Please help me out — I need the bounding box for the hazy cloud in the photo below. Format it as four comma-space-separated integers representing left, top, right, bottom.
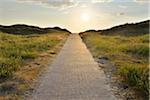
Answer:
116, 12, 125, 16
91, 0, 113, 3
118, 5, 127, 9
16, 0, 146, 10
16, 0, 78, 10
92, 0, 149, 3
134, 0, 149, 4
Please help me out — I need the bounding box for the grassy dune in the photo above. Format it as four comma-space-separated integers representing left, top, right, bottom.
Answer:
0, 32, 69, 77
0, 31, 69, 99
80, 33, 149, 98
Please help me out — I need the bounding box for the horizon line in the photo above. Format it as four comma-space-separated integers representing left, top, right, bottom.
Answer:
0, 19, 149, 33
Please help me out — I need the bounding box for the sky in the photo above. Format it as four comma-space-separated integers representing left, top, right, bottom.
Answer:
0, 0, 149, 33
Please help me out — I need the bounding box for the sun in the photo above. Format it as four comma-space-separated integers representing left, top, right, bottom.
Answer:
80, 13, 90, 22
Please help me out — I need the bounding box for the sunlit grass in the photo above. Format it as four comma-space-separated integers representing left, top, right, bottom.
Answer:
119, 64, 149, 95
0, 32, 68, 77
81, 33, 149, 97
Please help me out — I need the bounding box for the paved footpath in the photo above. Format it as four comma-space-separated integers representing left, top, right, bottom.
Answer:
32, 34, 116, 100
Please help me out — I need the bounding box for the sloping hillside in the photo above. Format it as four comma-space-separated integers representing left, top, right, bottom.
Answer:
0, 24, 71, 35
0, 24, 71, 99
81, 20, 149, 36
79, 20, 149, 100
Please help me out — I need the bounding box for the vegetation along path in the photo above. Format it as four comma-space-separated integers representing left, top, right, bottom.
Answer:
32, 34, 116, 100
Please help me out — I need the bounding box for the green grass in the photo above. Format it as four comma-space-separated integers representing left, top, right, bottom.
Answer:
0, 32, 68, 77
119, 64, 149, 95
81, 33, 149, 98
124, 44, 149, 58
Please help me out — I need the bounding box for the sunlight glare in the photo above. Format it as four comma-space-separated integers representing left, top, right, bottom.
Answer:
80, 13, 90, 22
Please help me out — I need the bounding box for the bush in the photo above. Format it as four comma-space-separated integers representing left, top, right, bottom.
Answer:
21, 51, 38, 60
125, 44, 149, 58
119, 65, 149, 96
81, 32, 149, 99
141, 34, 149, 43
0, 58, 21, 77
0, 32, 66, 78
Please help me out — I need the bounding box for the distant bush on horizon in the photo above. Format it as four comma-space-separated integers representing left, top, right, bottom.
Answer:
80, 20, 149, 36
0, 24, 71, 35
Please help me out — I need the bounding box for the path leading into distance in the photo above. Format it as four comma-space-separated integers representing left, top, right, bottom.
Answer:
32, 34, 116, 100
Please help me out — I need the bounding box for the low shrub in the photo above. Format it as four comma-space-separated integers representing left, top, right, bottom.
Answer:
119, 64, 149, 96
0, 32, 67, 77
124, 44, 149, 58
81, 32, 149, 98
0, 58, 21, 77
